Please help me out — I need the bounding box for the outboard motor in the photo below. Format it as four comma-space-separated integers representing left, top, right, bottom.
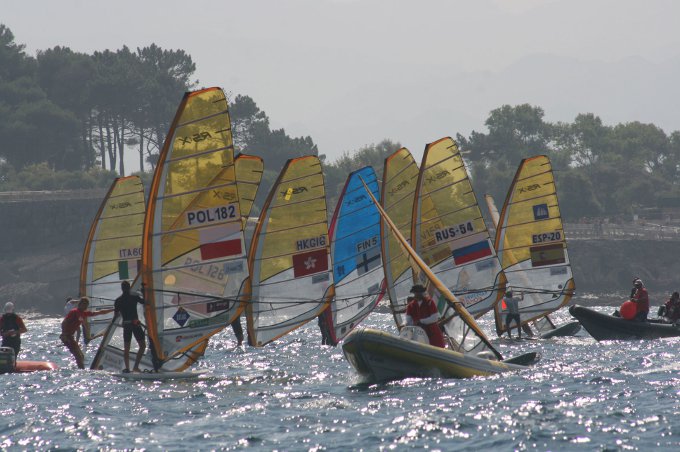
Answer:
0, 346, 16, 373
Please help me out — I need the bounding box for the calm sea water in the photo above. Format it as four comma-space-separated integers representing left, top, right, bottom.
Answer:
2, 297, 680, 451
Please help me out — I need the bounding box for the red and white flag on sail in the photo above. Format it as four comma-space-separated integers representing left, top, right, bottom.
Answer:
199, 223, 242, 260
292, 248, 328, 278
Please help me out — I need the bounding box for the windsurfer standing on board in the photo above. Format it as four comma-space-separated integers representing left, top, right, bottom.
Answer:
61, 297, 113, 369
405, 285, 446, 348
503, 290, 524, 339
630, 278, 649, 321
114, 281, 146, 373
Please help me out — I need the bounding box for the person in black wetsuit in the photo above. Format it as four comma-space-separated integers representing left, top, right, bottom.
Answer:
114, 281, 146, 373
0, 302, 27, 359
230, 316, 244, 347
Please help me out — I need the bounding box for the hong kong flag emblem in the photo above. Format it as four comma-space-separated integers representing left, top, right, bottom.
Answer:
292, 248, 328, 278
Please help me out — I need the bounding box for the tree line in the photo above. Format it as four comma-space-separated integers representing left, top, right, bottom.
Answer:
2, 24, 679, 221
458, 104, 680, 220
0, 24, 316, 193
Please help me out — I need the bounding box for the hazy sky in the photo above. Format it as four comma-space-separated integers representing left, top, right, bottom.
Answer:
3, 0, 680, 163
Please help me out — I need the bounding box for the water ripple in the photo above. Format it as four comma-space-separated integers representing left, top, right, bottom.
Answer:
1, 303, 679, 449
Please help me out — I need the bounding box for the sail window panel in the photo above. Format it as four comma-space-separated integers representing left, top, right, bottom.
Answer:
178, 88, 231, 127
235, 155, 264, 219
162, 152, 234, 203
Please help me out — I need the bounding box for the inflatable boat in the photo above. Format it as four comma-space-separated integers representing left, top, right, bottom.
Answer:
342, 328, 539, 381
569, 305, 680, 341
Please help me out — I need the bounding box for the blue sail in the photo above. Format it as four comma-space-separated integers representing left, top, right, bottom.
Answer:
326, 166, 384, 342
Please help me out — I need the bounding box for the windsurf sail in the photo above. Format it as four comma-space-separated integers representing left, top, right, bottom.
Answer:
412, 137, 505, 317
485, 193, 554, 336
143, 87, 248, 367
492, 155, 575, 335
381, 148, 419, 328
245, 155, 332, 346
361, 176, 503, 360
92, 87, 246, 371
325, 166, 383, 343
80, 176, 145, 342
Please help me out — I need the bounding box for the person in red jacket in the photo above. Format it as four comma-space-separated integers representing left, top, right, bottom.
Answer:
660, 291, 680, 323
61, 297, 113, 369
404, 284, 446, 348
631, 279, 649, 321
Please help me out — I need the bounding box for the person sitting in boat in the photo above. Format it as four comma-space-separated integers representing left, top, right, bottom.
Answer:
115, 281, 146, 373
60, 297, 113, 369
405, 285, 446, 348
503, 290, 524, 339
0, 302, 28, 359
659, 291, 680, 323
630, 279, 649, 322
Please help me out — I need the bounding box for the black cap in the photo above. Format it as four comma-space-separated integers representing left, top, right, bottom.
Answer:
410, 284, 427, 294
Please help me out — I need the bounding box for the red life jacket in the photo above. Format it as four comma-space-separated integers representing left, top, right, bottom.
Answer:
632, 287, 649, 313
406, 297, 446, 348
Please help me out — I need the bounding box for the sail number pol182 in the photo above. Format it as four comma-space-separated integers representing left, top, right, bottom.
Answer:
531, 231, 562, 244
186, 204, 237, 226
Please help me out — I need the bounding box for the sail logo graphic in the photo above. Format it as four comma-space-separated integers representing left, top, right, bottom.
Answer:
518, 183, 542, 194
172, 308, 191, 327
533, 203, 549, 220
296, 235, 326, 251
346, 194, 367, 206
280, 186, 308, 200
389, 180, 409, 195
212, 190, 236, 201
426, 170, 450, 184
178, 131, 212, 144
110, 201, 131, 210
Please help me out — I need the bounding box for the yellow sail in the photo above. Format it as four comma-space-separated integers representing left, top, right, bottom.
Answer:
380, 148, 419, 328
412, 137, 505, 317
246, 155, 332, 346
492, 155, 575, 335
80, 176, 145, 342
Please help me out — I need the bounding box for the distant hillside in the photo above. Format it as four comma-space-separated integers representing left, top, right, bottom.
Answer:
2, 192, 680, 314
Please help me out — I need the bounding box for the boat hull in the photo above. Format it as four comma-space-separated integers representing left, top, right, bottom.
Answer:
569, 305, 680, 341
342, 328, 530, 381
13, 361, 58, 373
539, 321, 582, 339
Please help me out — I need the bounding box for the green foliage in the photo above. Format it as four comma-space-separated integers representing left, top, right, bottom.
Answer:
230, 94, 318, 173
323, 139, 402, 209
0, 161, 117, 191
459, 104, 680, 221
